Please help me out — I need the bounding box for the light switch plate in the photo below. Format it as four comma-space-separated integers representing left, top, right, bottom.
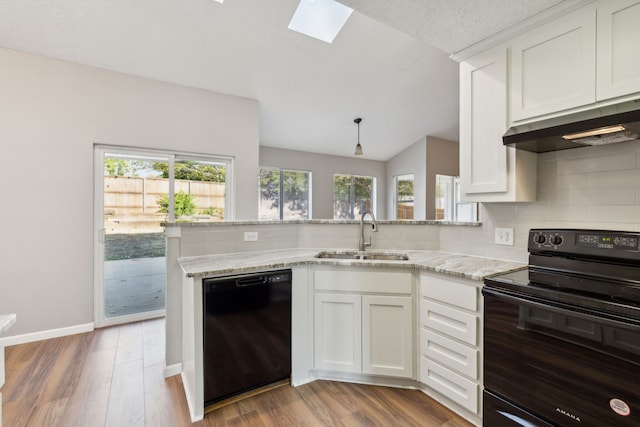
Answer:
244, 231, 258, 241
495, 227, 514, 246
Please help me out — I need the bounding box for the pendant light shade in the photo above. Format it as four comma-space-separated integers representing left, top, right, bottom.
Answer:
354, 117, 363, 155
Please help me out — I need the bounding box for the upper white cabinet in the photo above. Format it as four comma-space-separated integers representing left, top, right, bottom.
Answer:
596, 0, 640, 100
510, 0, 640, 122
459, 48, 537, 202
510, 7, 597, 121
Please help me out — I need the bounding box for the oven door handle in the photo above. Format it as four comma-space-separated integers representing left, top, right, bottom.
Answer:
483, 287, 640, 332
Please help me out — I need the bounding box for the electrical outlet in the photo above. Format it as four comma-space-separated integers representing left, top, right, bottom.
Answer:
244, 231, 258, 242
495, 227, 514, 246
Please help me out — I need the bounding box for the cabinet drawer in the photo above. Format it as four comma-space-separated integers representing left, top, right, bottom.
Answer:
420, 357, 479, 414
420, 275, 477, 311
314, 269, 412, 294
421, 300, 477, 346
420, 329, 478, 380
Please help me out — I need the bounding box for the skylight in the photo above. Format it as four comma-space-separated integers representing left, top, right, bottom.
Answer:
288, 0, 354, 44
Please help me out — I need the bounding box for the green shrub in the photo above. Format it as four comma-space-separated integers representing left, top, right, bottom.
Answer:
157, 191, 196, 217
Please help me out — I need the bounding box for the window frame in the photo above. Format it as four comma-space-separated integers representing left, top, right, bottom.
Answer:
332, 173, 377, 219
258, 166, 312, 220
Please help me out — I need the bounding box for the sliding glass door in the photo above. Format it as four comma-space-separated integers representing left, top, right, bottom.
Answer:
94, 146, 231, 327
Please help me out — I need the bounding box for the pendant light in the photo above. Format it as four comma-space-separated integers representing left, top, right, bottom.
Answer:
354, 117, 363, 155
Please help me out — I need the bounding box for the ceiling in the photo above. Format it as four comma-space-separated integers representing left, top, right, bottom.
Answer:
0, 0, 573, 161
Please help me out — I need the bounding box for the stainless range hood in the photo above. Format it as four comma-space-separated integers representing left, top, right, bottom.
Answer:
503, 100, 640, 153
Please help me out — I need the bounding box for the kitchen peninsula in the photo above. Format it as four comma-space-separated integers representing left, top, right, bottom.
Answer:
165, 220, 525, 425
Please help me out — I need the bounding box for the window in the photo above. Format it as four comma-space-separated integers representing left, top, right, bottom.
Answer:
435, 175, 478, 222
333, 174, 375, 219
395, 174, 414, 220
259, 168, 311, 220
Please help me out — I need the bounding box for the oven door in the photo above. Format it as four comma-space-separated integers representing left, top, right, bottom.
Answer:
483, 287, 640, 427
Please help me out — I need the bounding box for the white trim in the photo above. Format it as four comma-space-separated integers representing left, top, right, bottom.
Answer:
98, 310, 165, 329
0, 323, 94, 347
450, 0, 593, 62
164, 362, 183, 378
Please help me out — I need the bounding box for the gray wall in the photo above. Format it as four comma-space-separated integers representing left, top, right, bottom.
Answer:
426, 136, 460, 219
259, 146, 387, 219
386, 137, 427, 219
386, 136, 459, 220
0, 48, 259, 337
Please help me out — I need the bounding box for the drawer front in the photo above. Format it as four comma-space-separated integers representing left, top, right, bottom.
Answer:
420, 275, 477, 312
420, 357, 479, 414
315, 269, 412, 294
421, 300, 477, 346
420, 329, 478, 379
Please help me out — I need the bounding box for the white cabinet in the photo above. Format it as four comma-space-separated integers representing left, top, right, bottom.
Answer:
596, 0, 640, 100
362, 295, 413, 377
510, 0, 640, 121
419, 273, 481, 415
510, 7, 597, 121
314, 293, 362, 373
459, 47, 537, 202
313, 268, 414, 379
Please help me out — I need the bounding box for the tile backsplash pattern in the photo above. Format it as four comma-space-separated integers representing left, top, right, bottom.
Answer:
178, 222, 441, 258
175, 139, 640, 265
441, 139, 640, 263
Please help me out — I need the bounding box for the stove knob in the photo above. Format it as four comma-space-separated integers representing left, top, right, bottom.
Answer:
533, 234, 546, 244
550, 235, 563, 245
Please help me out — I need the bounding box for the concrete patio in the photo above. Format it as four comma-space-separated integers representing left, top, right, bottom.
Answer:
104, 256, 166, 317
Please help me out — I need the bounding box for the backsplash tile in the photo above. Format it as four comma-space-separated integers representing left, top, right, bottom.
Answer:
173, 140, 640, 265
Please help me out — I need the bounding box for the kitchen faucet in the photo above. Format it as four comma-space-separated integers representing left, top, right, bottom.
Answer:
358, 210, 378, 251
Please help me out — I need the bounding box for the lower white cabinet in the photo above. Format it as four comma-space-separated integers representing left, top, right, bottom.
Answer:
419, 272, 481, 415
313, 267, 414, 379
362, 295, 413, 377
314, 293, 362, 373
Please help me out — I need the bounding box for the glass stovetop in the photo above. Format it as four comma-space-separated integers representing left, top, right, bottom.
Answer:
484, 267, 640, 322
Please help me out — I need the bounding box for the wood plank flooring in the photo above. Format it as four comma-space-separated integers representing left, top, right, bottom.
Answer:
2, 318, 474, 427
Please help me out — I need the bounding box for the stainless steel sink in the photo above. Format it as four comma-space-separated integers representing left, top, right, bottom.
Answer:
314, 251, 409, 261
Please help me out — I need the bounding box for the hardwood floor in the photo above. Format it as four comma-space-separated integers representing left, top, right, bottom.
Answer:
2, 319, 474, 427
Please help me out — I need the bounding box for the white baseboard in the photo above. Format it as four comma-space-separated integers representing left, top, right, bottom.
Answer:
0, 323, 94, 347
164, 363, 182, 378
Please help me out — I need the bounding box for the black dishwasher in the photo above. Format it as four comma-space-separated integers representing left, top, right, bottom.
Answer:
202, 269, 292, 408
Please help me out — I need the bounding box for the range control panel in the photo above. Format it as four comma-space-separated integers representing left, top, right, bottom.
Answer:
529, 229, 640, 260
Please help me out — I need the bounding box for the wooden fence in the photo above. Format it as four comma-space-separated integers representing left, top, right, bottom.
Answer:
104, 176, 225, 215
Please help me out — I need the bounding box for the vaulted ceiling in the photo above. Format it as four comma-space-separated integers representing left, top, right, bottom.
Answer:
0, 0, 577, 160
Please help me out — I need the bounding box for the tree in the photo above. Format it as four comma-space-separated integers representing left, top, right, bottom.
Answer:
104, 158, 145, 176
397, 178, 414, 200
259, 168, 280, 209
333, 175, 373, 219
152, 161, 226, 182
259, 169, 309, 218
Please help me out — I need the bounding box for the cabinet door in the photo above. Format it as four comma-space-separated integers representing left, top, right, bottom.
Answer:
510, 8, 596, 121
362, 295, 413, 378
460, 48, 508, 195
597, 0, 640, 100
314, 293, 362, 373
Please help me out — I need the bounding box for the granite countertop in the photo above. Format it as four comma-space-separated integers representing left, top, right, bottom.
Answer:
164, 219, 482, 227
178, 249, 525, 281
0, 314, 16, 335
